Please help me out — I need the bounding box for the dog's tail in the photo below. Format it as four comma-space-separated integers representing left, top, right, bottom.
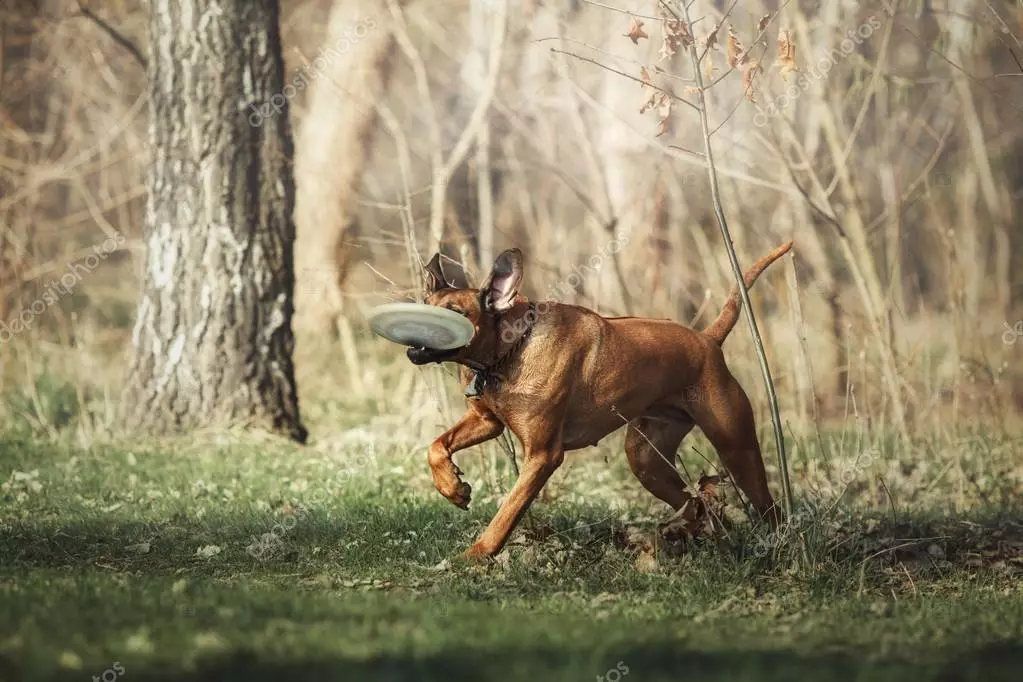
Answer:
702, 240, 793, 345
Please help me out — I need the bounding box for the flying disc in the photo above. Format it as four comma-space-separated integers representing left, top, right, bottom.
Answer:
367, 302, 474, 350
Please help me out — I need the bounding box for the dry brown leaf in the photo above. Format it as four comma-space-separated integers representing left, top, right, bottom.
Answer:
659, 473, 730, 542
741, 60, 761, 103
758, 14, 771, 32
640, 66, 653, 88
625, 17, 648, 44
727, 25, 745, 68
655, 93, 673, 136
775, 29, 799, 79
635, 550, 659, 573
698, 474, 721, 501
659, 15, 694, 61
668, 19, 694, 47
684, 86, 700, 96
655, 93, 672, 118
705, 27, 719, 50
639, 89, 658, 114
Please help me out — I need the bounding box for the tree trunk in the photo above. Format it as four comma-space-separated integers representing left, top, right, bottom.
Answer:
293, 1, 392, 334
120, 0, 306, 443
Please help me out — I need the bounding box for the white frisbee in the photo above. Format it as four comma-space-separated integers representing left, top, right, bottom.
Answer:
367, 302, 474, 350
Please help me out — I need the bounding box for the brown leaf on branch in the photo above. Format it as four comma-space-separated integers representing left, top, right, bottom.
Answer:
741, 60, 762, 103
639, 89, 658, 114
705, 27, 719, 51
758, 14, 772, 32
637, 68, 658, 117
655, 92, 672, 119
640, 66, 653, 88
775, 29, 799, 79
656, 93, 673, 137
625, 17, 648, 44
727, 25, 746, 68
659, 13, 694, 61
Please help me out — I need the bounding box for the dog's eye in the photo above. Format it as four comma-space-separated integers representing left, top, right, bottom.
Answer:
444, 305, 467, 316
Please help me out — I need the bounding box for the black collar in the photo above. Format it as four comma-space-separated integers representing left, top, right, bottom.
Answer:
464, 302, 537, 397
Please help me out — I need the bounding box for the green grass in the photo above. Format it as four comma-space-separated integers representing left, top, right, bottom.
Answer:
1, 433, 1022, 682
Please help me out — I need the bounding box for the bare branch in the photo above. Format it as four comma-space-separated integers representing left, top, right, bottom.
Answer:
75, 0, 146, 69
549, 47, 700, 113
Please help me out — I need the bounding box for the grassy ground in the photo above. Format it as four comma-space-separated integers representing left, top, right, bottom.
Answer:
1, 429, 1022, 682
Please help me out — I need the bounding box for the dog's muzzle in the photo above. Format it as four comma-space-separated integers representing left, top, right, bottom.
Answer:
406, 345, 462, 365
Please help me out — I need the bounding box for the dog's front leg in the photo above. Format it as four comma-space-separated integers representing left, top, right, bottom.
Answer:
428, 400, 504, 509
465, 436, 564, 559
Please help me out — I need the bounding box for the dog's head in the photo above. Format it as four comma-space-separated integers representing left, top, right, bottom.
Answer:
406, 249, 524, 366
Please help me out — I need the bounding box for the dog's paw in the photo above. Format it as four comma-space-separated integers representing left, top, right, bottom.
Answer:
430, 460, 473, 509
448, 480, 472, 510
461, 542, 496, 563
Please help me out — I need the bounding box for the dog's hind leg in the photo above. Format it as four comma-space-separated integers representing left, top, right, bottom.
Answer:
624, 417, 695, 510
683, 372, 781, 526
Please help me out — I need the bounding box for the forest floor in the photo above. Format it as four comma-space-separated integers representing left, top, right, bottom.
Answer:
1, 429, 1022, 682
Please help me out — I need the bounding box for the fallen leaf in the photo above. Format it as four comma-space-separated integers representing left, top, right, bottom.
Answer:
625, 17, 648, 44
195, 544, 222, 559
429, 558, 451, 572
635, 550, 658, 573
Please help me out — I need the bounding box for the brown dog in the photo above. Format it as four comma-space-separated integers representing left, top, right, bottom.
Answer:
408, 242, 792, 559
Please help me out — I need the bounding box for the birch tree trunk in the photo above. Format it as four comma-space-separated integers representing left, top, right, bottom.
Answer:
120, 0, 307, 442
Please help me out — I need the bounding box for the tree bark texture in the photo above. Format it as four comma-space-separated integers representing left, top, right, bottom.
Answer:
120, 0, 306, 442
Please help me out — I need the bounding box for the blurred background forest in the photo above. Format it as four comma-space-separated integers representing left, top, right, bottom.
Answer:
0, 0, 1021, 447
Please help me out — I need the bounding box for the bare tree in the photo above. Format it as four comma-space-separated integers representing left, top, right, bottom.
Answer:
120, 0, 306, 442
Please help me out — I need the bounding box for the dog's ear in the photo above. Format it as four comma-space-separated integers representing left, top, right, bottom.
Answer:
424, 253, 451, 293
481, 248, 523, 313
